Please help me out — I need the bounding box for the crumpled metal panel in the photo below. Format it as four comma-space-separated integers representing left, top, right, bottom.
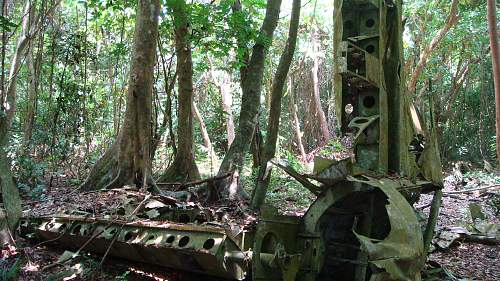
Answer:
300, 176, 424, 281
21, 216, 248, 280
353, 178, 424, 281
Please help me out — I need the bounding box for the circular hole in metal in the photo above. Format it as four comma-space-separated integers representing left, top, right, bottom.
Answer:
178, 236, 190, 247
72, 225, 82, 235
203, 238, 215, 250
366, 45, 375, 54
124, 231, 137, 242
166, 235, 175, 244
261, 233, 278, 254
178, 214, 190, 223
60, 223, 67, 231
147, 235, 156, 242
354, 118, 369, 124
344, 20, 353, 29
363, 96, 376, 108
108, 228, 116, 235
194, 214, 206, 223
366, 18, 375, 28
345, 104, 354, 115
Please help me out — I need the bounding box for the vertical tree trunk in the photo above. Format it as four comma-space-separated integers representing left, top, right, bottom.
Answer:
252, 0, 301, 209
310, 27, 329, 144
152, 42, 176, 157
159, 0, 200, 182
0, 0, 6, 98
220, 71, 235, 147
0, 0, 36, 242
487, 0, 500, 165
112, 17, 125, 136
479, 55, 488, 160
290, 76, 306, 159
250, 123, 263, 168
81, 0, 160, 191
207, 57, 235, 147
23, 39, 37, 145
192, 100, 214, 161
217, 0, 282, 199
23, 13, 43, 148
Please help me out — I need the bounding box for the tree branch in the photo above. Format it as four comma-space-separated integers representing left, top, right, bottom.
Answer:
408, 0, 460, 97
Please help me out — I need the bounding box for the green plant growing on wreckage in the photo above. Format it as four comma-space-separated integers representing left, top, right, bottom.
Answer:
283, 149, 303, 173
114, 270, 131, 281
319, 139, 345, 159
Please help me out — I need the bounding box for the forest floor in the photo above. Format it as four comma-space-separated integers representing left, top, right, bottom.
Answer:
421, 169, 500, 281
1, 167, 499, 281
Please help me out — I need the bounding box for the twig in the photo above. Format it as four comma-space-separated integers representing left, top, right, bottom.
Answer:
31, 229, 67, 248
463, 234, 499, 245
416, 202, 432, 209
38, 194, 152, 271
443, 184, 500, 194
98, 193, 152, 267
41, 221, 107, 271
156, 173, 232, 188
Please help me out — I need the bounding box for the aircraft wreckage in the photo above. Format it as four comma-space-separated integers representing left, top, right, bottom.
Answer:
20, 0, 444, 280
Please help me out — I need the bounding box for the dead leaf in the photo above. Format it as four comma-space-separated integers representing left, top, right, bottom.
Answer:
145, 199, 166, 209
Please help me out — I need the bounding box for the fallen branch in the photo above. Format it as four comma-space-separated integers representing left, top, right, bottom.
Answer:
41, 221, 112, 271
156, 173, 232, 189
99, 193, 152, 267
443, 184, 500, 194
416, 202, 432, 210
464, 234, 499, 245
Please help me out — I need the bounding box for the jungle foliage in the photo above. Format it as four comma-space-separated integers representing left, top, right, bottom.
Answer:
0, 0, 495, 197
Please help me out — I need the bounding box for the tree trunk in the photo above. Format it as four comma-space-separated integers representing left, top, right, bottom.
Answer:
192, 100, 214, 161
112, 17, 125, 136
479, 55, 489, 160
440, 58, 477, 126
487, 0, 500, 165
290, 76, 306, 159
408, 0, 459, 96
152, 42, 176, 157
23, 19, 42, 148
217, 0, 282, 199
158, 0, 200, 182
220, 71, 235, 147
0, 0, 36, 243
310, 27, 329, 144
23, 40, 36, 145
252, 0, 301, 209
0, 0, 7, 98
207, 57, 235, 147
81, 0, 160, 191
250, 123, 263, 168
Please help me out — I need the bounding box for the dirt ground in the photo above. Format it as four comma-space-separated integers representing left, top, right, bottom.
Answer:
1, 170, 499, 281
420, 172, 499, 281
